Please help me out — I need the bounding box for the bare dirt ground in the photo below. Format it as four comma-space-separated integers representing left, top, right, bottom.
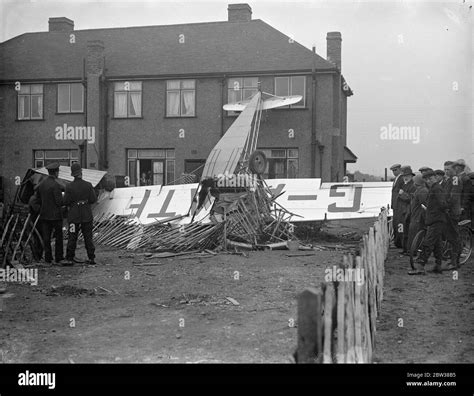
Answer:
0, 219, 472, 363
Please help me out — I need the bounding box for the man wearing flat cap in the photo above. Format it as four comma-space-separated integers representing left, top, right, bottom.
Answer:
390, 164, 404, 248
411, 170, 447, 274
443, 161, 462, 269
434, 169, 446, 188
63, 163, 97, 265
406, 174, 428, 254
35, 162, 64, 264
454, 159, 472, 222
418, 166, 433, 176
397, 166, 416, 254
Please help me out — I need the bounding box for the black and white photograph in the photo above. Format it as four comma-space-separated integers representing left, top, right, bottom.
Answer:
0, 0, 472, 390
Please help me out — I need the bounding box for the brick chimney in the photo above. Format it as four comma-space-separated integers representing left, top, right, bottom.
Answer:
86, 40, 105, 75
48, 17, 74, 32
326, 32, 342, 71
85, 40, 105, 170
228, 3, 252, 22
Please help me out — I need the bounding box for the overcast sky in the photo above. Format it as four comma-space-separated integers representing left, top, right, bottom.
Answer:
1, 0, 472, 177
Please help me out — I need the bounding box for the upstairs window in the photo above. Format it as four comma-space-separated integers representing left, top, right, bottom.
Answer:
166, 80, 195, 117
18, 84, 43, 120
114, 81, 142, 118
227, 77, 258, 104
274, 76, 306, 108
58, 83, 84, 113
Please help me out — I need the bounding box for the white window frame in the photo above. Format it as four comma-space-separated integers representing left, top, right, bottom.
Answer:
18, 84, 43, 120
127, 148, 176, 186
166, 80, 196, 117
274, 76, 306, 108
33, 149, 78, 168
57, 83, 84, 113
114, 81, 142, 118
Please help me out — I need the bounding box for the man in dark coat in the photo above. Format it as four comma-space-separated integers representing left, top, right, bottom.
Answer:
454, 159, 472, 221
64, 163, 97, 265
406, 174, 428, 254
36, 162, 64, 264
411, 171, 448, 275
390, 164, 404, 248
434, 169, 446, 188
397, 166, 417, 254
443, 161, 462, 269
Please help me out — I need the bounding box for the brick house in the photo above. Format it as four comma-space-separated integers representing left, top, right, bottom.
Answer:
0, 3, 357, 201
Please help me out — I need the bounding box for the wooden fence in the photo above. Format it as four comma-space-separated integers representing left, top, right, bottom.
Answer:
295, 208, 390, 363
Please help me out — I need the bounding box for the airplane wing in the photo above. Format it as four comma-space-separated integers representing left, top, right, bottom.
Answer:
223, 95, 302, 112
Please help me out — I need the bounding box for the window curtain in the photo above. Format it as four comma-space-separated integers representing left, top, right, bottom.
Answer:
32, 96, 43, 118
167, 91, 180, 116
129, 92, 141, 116
114, 92, 127, 117
18, 96, 27, 119
181, 91, 195, 116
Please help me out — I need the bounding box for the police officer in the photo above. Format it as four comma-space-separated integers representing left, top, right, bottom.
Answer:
390, 164, 404, 248
398, 165, 417, 254
36, 162, 64, 264
64, 163, 97, 265
411, 170, 447, 275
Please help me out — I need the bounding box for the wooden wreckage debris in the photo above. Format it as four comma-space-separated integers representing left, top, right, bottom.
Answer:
93, 179, 300, 253
0, 208, 43, 267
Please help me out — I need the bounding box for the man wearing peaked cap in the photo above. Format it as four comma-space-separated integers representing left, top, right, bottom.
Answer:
397, 166, 416, 255
63, 163, 97, 266
390, 164, 404, 248
35, 162, 64, 264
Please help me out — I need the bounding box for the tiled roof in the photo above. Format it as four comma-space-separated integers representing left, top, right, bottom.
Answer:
0, 19, 336, 80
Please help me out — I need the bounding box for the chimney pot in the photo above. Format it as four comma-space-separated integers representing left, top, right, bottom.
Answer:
228, 3, 252, 22
49, 17, 74, 32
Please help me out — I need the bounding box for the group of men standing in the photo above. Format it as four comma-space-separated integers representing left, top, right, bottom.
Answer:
30, 162, 97, 266
390, 160, 472, 275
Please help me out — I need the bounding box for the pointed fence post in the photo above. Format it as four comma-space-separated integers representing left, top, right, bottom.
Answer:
295, 287, 323, 363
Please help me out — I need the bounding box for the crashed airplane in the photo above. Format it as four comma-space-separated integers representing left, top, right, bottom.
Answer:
94, 90, 392, 225
7, 89, 392, 257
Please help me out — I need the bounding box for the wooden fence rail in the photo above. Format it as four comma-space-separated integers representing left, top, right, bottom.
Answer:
295, 208, 390, 363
